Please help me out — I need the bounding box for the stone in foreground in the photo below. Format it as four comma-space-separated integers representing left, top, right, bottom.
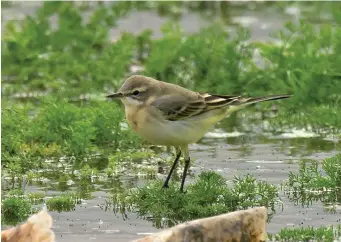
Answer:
134, 207, 267, 242
1, 209, 55, 242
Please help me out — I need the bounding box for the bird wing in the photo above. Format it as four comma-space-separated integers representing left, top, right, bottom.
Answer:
150, 93, 240, 121
151, 92, 291, 121
200, 93, 242, 108
150, 94, 207, 121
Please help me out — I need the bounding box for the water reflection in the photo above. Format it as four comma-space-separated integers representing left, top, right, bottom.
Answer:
284, 188, 341, 212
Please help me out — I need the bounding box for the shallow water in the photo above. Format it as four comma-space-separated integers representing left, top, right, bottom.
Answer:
1, 2, 341, 241
2, 128, 340, 241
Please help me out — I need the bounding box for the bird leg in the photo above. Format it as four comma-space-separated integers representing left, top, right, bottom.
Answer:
180, 156, 190, 193
163, 149, 181, 188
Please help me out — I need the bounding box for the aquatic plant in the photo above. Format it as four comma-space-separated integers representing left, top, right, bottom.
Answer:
106, 171, 281, 228
1, 1, 341, 234
1, 198, 32, 225
282, 154, 341, 210
3, 1, 341, 133
268, 224, 341, 242
2, 2, 138, 98
1, 100, 141, 160
46, 193, 81, 212
27, 192, 45, 205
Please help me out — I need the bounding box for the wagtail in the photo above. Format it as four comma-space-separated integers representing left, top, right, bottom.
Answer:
107, 75, 291, 192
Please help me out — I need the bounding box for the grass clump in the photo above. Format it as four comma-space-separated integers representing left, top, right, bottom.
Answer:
282, 153, 341, 209
46, 193, 81, 212
1, 100, 141, 164
6, 189, 25, 197
107, 171, 281, 228
1, 99, 144, 191
268, 224, 341, 242
2, 2, 137, 98
3, 1, 341, 134
4, 190, 45, 205
1, 198, 32, 225
27, 192, 45, 205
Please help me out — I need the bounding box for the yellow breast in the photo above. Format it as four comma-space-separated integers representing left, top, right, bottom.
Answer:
124, 104, 147, 133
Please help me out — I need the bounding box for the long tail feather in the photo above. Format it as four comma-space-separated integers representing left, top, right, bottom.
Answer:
201, 93, 291, 116
236, 94, 292, 106
202, 93, 292, 109
223, 94, 292, 115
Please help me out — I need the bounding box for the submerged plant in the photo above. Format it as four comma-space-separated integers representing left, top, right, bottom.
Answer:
282, 154, 341, 210
106, 171, 281, 228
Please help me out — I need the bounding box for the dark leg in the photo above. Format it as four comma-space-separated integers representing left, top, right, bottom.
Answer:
180, 156, 190, 193
163, 149, 181, 188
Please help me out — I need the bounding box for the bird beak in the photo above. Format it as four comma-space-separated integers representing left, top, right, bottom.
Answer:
106, 92, 124, 99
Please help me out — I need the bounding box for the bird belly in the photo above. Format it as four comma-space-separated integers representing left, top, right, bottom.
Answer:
137, 120, 206, 146
134, 108, 227, 146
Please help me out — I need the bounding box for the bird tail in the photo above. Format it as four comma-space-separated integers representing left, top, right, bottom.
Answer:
236, 94, 292, 106
224, 94, 292, 115
201, 93, 292, 116
203, 93, 292, 108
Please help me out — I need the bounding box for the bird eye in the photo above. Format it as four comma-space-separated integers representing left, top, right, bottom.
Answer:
133, 90, 140, 96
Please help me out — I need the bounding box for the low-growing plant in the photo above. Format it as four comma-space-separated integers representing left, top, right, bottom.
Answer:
1, 198, 32, 225
6, 189, 25, 197
27, 192, 45, 205
1, 99, 142, 162
2, 1, 341, 136
106, 171, 282, 228
269, 105, 341, 135
46, 193, 81, 212
282, 154, 341, 209
2, 2, 138, 98
268, 224, 341, 242
1, 2, 341, 236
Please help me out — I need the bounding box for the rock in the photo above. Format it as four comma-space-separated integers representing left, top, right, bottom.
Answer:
134, 207, 267, 242
1, 209, 55, 242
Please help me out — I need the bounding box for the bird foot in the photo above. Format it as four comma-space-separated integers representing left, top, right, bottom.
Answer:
162, 184, 169, 189
179, 188, 187, 194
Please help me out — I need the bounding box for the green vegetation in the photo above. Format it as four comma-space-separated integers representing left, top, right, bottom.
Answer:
282, 154, 341, 210
106, 171, 281, 228
1, 198, 32, 225
268, 224, 341, 242
1, 0, 340, 234
46, 193, 81, 212
2, 2, 341, 133
2, 100, 140, 158
27, 192, 45, 205
2, 2, 341, 166
1, 100, 142, 186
